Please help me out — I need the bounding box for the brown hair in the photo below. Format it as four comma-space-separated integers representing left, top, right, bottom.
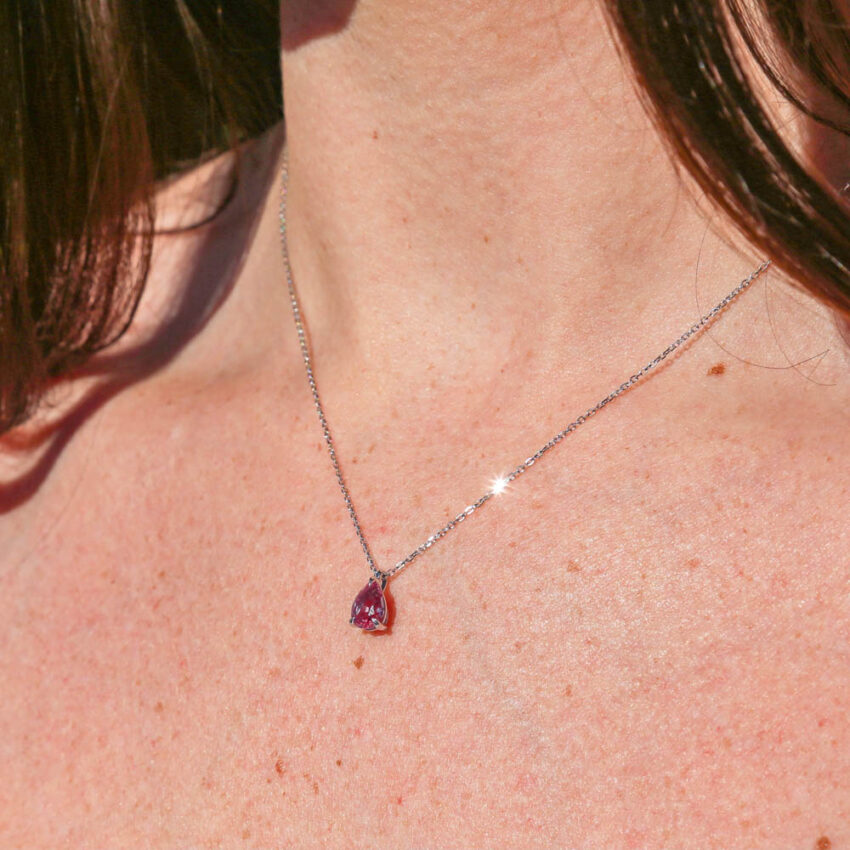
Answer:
0, 0, 281, 432
1, 0, 848, 434
602, 0, 850, 310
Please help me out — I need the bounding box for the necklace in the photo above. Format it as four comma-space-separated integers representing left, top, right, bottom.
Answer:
278, 151, 771, 632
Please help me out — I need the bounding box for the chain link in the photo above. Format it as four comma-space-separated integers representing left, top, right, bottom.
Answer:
279, 151, 771, 582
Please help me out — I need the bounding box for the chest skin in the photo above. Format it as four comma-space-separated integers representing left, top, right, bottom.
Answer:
0, 353, 848, 850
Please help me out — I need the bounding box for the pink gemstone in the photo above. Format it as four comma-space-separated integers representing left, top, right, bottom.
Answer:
350, 578, 388, 631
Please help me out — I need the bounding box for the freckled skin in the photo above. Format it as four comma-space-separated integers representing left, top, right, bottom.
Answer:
3, 331, 848, 848
2, 33, 850, 850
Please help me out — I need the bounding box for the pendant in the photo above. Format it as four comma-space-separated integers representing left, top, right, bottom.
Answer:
350, 575, 389, 631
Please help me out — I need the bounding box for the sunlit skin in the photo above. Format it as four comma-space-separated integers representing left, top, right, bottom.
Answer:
0, 0, 848, 848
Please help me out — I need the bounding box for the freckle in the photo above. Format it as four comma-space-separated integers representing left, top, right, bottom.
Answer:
275, 759, 285, 776
154, 701, 164, 713
241, 828, 251, 840
372, 129, 379, 139
514, 641, 524, 651
268, 666, 282, 679
481, 601, 487, 611
313, 782, 319, 794
816, 838, 832, 850
402, 215, 409, 224
566, 560, 581, 572
508, 541, 517, 549
483, 234, 490, 243
708, 363, 726, 376
352, 456, 358, 464
336, 759, 342, 767
470, 302, 476, 310
686, 557, 701, 569
564, 684, 572, 697
157, 570, 166, 579
396, 796, 403, 805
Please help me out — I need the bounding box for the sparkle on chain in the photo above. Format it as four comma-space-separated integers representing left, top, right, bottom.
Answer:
489, 476, 510, 496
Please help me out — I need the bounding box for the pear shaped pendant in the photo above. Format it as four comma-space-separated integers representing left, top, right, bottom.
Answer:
350, 575, 389, 631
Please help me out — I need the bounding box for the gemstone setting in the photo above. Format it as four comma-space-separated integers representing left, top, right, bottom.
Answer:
350, 577, 388, 631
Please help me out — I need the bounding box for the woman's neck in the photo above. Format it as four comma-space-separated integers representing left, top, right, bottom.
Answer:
279, 0, 761, 387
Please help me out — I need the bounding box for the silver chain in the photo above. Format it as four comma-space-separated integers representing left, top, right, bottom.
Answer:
278, 151, 771, 583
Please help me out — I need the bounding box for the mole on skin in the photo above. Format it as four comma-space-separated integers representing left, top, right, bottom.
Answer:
708, 363, 726, 375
